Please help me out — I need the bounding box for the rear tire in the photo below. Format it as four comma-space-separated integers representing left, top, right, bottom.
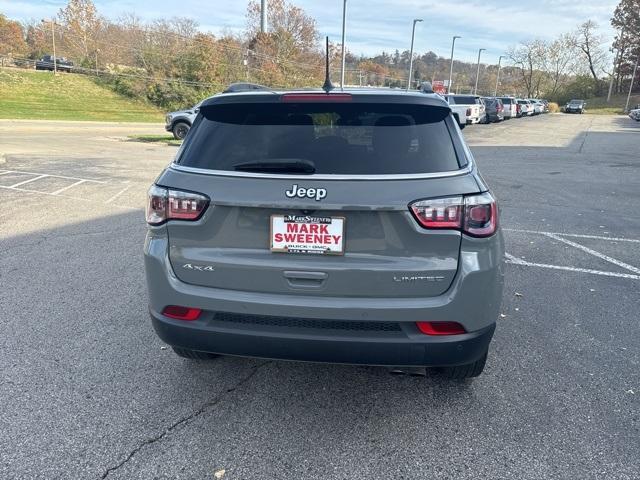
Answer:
172, 346, 220, 360
172, 121, 190, 140
435, 351, 487, 379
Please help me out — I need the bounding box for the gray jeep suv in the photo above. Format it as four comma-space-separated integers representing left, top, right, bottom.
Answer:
144, 86, 504, 378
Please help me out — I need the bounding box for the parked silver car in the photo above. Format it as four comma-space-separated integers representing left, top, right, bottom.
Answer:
145, 85, 504, 379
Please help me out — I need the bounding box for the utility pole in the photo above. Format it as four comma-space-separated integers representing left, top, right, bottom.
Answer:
42, 19, 57, 75
494, 55, 505, 97
260, 0, 267, 33
340, 0, 347, 90
607, 28, 625, 103
448, 36, 461, 94
406, 18, 423, 91
474, 48, 486, 95
624, 54, 639, 112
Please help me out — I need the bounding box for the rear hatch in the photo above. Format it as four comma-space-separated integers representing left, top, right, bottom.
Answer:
162, 93, 481, 298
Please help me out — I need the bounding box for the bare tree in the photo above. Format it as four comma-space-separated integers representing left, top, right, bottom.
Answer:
576, 20, 609, 92
507, 39, 547, 97
544, 33, 579, 97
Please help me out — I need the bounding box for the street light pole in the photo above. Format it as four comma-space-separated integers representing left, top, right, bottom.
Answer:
260, 0, 267, 33
406, 18, 423, 92
624, 54, 639, 112
340, 0, 347, 90
474, 48, 486, 95
494, 55, 505, 97
448, 35, 461, 94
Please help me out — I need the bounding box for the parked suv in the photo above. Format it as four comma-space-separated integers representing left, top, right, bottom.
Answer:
497, 96, 517, 119
483, 97, 504, 122
144, 86, 504, 379
165, 102, 201, 140
564, 99, 586, 114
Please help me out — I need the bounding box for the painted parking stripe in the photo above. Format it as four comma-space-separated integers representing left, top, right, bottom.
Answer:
0, 169, 106, 183
543, 232, 640, 274
0, 171, 12, 176
105, 185, 130, 204
504, 228, 640, 244
505, 253, 640, 280
8, 175, 48, 188
0, 184, 86, 200
51, 179, 87, 195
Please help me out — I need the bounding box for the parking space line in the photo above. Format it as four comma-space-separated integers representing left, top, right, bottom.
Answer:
0, 171, 12, 176
51, 179, 86, 195
105, 185, 130, 204
505, 253, 640, 280
0, 169, 106, 183
0, 184, 86, 200
504, 228, 640, 244
543, 232, 640, 274
8, 175, 48, 188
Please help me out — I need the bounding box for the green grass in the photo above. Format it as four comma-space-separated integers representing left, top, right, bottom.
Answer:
581, 94, 640, 115
0, 68, 164, 122
128, 134, 181, 146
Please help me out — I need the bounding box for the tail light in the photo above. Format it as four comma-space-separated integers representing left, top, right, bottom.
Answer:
466, 108, 471, 116
416, 321, 466, 335
146, 185, 209, 225
410, 192, 498, 237
162, 305, 202, 321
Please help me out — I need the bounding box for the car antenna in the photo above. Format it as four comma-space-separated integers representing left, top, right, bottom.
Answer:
322, 36, 334, 93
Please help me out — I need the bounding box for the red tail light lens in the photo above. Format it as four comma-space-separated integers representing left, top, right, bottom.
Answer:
162, 306, 202, 321
146, 185, 209, 225
410, 196, 463, 229
466, 108, 471, 116
410, 192, 498, 237
416, 321, 466, 335
464, 192, 498, 237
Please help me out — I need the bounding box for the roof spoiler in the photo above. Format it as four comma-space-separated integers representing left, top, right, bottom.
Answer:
222, 82, 272, 93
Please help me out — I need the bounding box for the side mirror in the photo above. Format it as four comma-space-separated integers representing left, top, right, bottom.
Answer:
194, 108, 200, 114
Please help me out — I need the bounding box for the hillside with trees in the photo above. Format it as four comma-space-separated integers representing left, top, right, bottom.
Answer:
1, 0, 638, 110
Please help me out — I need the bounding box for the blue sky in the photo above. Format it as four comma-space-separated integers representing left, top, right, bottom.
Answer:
1, 0, 618, 63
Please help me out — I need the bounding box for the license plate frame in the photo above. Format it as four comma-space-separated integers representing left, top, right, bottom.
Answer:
270, 214, 346, 255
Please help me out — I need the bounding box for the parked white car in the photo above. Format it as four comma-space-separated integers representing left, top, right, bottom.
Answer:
529, 99, 545, 115
517, 99, 534, 116
629, 107, 640, 121
444, 95, 485, 124
497, 97, 517, 119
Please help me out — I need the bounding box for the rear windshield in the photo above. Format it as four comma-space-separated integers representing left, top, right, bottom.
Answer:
177, 102, 462, 175
499, 97, 512, 104
450, 96, 478, 105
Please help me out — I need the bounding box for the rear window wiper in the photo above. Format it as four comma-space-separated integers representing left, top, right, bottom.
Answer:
232, 158, 316, 174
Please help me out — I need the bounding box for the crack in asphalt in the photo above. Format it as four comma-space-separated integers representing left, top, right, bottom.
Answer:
99, 360, 271, 479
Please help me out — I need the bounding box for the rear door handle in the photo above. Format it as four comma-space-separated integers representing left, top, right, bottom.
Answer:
283, 271, 328, 281
283, 271, 327, 289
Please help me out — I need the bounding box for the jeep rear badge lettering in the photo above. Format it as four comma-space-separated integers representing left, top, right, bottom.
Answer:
285, 184, 327, 201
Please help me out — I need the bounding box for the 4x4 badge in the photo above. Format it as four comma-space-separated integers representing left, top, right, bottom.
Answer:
285, 184, 327, 201
182, 263, 215, 272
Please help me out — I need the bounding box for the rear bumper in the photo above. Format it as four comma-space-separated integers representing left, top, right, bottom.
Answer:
151, 311, 496, 367
144, 230, 504, 365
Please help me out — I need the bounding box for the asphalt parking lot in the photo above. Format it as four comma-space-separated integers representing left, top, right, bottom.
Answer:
1, 114, 639, 480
